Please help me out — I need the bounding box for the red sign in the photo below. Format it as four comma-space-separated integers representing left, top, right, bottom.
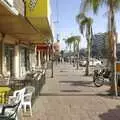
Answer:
37, 43, 49, 50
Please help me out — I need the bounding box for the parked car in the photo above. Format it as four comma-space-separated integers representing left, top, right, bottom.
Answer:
89, 59, 102, 66
79, 59, 86, 66
79, 58, 102, 66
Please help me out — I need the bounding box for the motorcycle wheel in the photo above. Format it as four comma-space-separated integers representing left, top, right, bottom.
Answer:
93, 76, 104, 87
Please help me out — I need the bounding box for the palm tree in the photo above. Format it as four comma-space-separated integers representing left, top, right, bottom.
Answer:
64, 37, 73, 64
76, 36, 81, 69
64, 36, 81, 69
80, 0, 120, 95
72, 36, 81, 69
76, 13, 93, 75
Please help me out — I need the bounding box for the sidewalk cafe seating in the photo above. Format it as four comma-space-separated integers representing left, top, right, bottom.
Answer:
0, 93, 21, 120
22, 86, 35, 116
0, 101, 21, 120
0, 87, 11, 104
8, 88, 26, 107
8, 86, 35, 116
0, 74, 11, 104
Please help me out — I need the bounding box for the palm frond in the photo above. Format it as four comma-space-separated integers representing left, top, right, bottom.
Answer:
81, 0, 103, 14
105, 0, 120, 11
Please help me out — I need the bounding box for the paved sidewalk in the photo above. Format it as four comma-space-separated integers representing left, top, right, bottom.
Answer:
24, 63, 120, 120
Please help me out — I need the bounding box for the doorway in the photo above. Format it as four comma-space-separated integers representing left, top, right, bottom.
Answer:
4, 45, 14, 77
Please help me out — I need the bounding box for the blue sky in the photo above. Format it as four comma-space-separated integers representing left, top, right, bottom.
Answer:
51, 0, 120, 50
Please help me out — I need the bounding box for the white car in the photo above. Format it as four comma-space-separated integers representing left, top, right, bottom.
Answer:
80, 59, 102, 66
89, 59, 102, 66
79, 60, 86, 66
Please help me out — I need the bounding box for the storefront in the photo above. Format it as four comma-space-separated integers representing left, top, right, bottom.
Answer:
19, 46, 30, 77
4, 44, 14, 77
36, 43, 50, 66
0, 0, 54, 78
29, 47, 36, 70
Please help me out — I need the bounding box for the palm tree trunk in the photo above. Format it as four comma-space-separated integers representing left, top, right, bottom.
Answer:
85, 27, 91, 76
70, 56, 72, 64
70, 45, 72, 64
77, 42, 80, 70
85, 40, 90, 75
108, 3, 117, 95
73, 42, 76, 67
51, 41, 54, 78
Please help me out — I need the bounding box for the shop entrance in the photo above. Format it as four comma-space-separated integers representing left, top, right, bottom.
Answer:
4, 45, 14, 77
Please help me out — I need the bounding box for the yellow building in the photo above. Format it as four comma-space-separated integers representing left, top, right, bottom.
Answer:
25, 0, 54, 44
0, 0, 54, 78
25, 0, 54, 68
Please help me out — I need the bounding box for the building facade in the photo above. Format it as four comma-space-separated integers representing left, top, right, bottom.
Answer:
92, 33, 108, 58
0, 0, 54, 78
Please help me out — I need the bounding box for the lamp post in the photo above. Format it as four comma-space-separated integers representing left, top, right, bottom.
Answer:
51, 39, 54, 78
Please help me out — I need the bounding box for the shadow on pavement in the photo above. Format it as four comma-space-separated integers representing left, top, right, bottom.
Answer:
57, 74, 81, 77
99, 106, 120, 120
59, 80, 93, 87
96, 93, 120, 100
82, 74, 93, 76
60, 70, 68, 72
60, 90, 81, 92
40, 93, 104, 96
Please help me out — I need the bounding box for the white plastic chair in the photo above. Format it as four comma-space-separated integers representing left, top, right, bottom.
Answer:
22, 86, 35, 116
0, 93, 21, 120
8, 88, 26, 109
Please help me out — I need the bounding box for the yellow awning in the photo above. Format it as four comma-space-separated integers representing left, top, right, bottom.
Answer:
25, 0, 53, 41
0, 2, 50, 43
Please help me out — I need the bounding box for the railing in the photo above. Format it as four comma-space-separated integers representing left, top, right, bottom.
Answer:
0, 91, 10, 104
9, 70, 46, 102
0, 69, 46, 104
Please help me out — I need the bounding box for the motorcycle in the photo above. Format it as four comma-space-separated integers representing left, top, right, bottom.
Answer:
93, 68, 111, 87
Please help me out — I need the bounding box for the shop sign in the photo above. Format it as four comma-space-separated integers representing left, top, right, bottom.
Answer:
26, 0, 48, 17
29, 0, 38, 11
116, 61, 120, 73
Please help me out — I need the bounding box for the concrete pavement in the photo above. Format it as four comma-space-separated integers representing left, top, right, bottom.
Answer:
23, 63, 120, 120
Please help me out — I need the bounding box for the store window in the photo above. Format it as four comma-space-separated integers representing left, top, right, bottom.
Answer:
4, 45, 14, 76
20, 47, 30, 75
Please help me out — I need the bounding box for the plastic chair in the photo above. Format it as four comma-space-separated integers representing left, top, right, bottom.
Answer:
25, 86, 35, 94
0, 93, 21, 120
22, 86, 35, 116
8, 88, 26, 109
0, 101, 21, 120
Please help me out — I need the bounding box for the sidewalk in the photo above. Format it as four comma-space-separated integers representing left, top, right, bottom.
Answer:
24, 63, 120, 120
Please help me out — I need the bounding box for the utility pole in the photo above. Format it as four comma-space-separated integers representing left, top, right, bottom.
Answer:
57, 34, 59, 40
51, 38, 54, 78
51, 0, 59, 78
55, 33, 60, 65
